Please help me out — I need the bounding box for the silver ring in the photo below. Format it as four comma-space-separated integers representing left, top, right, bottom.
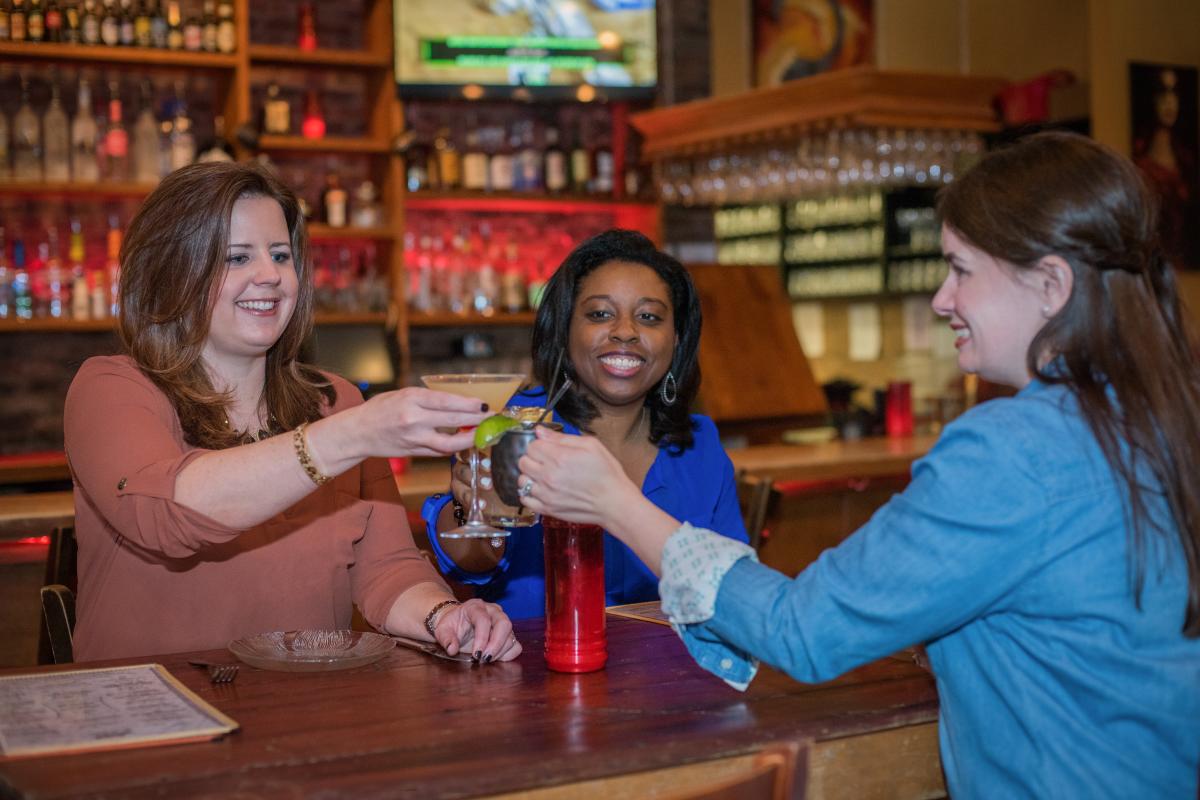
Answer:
518, 479, 535, 497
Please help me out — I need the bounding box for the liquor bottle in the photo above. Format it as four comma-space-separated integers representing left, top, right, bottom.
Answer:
500, 242, 525, 314
461, 120, 488, 192
26, 0, 43, 41
402, 129, 430, 192
200, 0, 215, 51
43, 80, 71, 182
118, 0, 134, 45
81, 0, 100, 44
62, 0, 80, 41
149, 0, 166, 47
543, 126, 567, 194
296, 1, 316, 50
101, 80, 130, 182
11, 239, 33, 320
515, 119, 542, 192
45, 0, 64, 41
105, 215, 121, 317
0, 228, 11, 320
262, 81, 290, 135
215, 0, 232, 53
433, 126, 461, 190
100, 0, 119, 45
0, 111, 9, 181
71, 78, 100, 182
300, 88, 325, 139
350, 181, 381, 228
487, 123, 513, 192
133, 0, 150, 46
132, 80, 159, 182
69, 218, 89, 320
10, 0, 26, 41
0, 1, 10, 40
591, 130, 614, 196
164, 0, 180, 49
44, 228, 68, 319
319, 173, 348, 228
196, 115, 234, 162
181, 2, 199, 50
569, 123, 590, 194
12, 77, 42, 183
168, 84, 194, 170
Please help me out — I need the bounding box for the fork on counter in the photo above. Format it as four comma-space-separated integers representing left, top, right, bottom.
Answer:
188, 660, 240, 684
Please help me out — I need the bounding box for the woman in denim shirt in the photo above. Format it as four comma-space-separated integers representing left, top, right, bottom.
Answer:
516, 133, 1200, 799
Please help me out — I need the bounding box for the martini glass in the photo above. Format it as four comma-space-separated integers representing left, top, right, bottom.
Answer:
420, 373, 525, 540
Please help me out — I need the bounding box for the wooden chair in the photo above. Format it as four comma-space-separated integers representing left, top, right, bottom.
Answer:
40, 584, 76, 665
737, 470, 777, 551
486, 739, 808, 800
38, 526, 78, 665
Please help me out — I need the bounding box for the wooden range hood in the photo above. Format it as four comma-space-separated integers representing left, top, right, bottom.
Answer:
631, 66, 1007, 158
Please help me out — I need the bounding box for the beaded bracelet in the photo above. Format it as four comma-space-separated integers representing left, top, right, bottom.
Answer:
424, 599, 460, 639
292, 422, 330, 486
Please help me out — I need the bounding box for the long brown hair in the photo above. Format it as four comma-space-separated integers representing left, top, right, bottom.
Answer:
939, 131, 1200, 637
119, 161, 334, 448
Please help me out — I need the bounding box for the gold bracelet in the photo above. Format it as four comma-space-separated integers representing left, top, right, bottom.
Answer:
292, 422, 330, 486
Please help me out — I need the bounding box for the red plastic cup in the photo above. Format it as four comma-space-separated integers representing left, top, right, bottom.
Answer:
885, 380, 914, 438
542, 516, 607, 673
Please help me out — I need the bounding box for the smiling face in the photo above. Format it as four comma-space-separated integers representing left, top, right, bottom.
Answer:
932, 225, 1049, 389
200, 195, 298, 376
568, 260, 678, 413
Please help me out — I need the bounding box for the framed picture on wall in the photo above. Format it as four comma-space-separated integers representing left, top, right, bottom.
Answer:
752, 0, 873, 87
1130, 62, 1200, 271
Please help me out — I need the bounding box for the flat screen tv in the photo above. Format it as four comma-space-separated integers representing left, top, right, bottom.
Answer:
394, 0, 657, 100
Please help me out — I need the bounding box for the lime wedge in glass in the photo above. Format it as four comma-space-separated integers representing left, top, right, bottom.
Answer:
474, 414, 521, 450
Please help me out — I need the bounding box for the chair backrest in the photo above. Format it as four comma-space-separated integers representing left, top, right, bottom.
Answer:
737, 471, 776, 550
43, 525, 78, 592
486, 739, 808, 800
38, 526, 78, 664
40, 584, 76, 664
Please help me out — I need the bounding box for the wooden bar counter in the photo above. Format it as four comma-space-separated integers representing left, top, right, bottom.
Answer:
0, 617, 941, 799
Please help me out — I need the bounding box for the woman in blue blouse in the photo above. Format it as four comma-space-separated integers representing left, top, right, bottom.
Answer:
422, 230, 748, 619
515, 133, 1200, 799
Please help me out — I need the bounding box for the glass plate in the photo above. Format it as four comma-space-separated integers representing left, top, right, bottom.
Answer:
227, 629, 395, 672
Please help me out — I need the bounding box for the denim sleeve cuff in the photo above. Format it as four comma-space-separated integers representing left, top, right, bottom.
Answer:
659, 523, 760, 690
660, 522, 758, 624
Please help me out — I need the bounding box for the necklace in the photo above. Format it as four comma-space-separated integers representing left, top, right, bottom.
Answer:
224, 415, 272, 442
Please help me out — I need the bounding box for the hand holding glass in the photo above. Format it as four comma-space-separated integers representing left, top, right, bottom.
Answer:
420, 374, 524, 540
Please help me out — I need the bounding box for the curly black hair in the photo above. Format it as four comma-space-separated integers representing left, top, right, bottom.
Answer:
530, 229, 702, 452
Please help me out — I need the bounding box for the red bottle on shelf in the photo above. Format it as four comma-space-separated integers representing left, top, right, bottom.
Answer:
301, 89, 325, 139
542, 517, 607, 673
297, 2, 317, 51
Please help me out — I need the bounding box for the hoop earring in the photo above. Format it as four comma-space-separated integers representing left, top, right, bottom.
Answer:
659, 371, 678, 406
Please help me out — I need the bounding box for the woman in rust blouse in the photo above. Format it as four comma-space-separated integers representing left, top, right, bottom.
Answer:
64, 162, 521, 663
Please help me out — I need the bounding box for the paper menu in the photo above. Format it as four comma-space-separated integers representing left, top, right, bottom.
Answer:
0, 664, 237, 760
606, 601, 671, 627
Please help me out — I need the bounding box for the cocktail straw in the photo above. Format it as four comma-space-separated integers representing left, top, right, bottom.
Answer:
537, 378, 573, 425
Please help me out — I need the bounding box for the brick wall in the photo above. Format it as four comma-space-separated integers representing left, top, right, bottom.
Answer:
0, 332, 120, 454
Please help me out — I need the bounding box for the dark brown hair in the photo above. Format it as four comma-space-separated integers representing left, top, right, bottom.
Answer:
531, 230, 703, 452
119, 161, 334, 448
939, 131, 1200, 637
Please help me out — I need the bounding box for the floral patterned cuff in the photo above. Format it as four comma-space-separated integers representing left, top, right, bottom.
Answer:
660, 522, 758, 625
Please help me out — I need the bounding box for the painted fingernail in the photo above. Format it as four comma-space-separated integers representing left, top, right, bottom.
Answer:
473, 650, 482, 661
483, 654, 494, 663
481, 403, 489, 412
